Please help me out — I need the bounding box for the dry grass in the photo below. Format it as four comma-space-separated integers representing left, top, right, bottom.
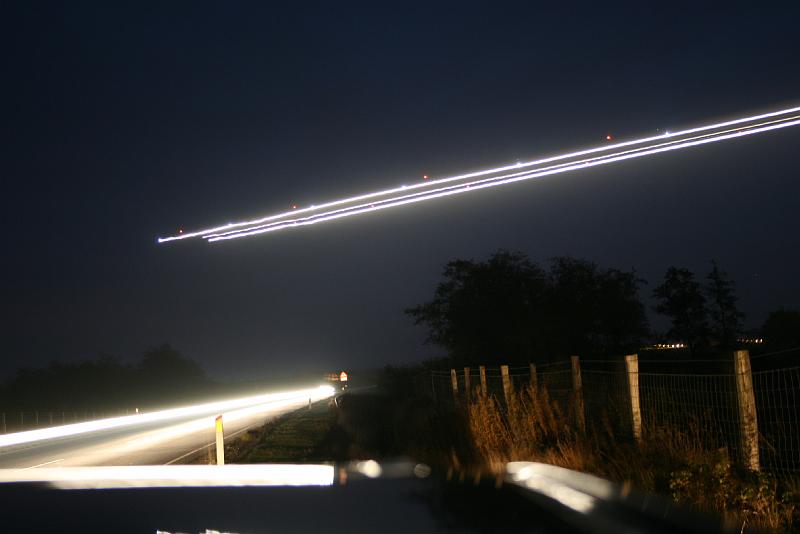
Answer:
466, 384, 798, 532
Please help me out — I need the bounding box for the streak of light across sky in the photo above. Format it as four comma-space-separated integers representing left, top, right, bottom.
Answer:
157, 105, 800, 244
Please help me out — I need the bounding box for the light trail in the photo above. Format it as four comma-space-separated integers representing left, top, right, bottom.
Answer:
157, 105, 800, 244
208, 115, 800, 242
0, 385, 335, 449
204, 113, 798, 240
0, 464, 335, 489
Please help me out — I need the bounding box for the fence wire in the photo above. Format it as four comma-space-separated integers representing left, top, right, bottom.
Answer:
432, 350, 800, 478
582, 364, 633, 440
753, 365, 800, 476
639, 371, 740, 459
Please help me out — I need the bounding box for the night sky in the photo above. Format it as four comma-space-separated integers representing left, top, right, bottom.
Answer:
3, 3, 799, 380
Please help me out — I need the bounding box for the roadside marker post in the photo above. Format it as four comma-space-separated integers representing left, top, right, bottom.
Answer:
215, 415, 225, 465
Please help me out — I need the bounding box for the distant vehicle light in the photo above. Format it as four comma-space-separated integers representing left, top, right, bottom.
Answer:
605, 134, 613, 141
291, 204, 298, 210
423, 175, 429, 180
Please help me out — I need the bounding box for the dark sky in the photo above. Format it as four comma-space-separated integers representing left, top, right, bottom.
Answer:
3, 2, 799, 380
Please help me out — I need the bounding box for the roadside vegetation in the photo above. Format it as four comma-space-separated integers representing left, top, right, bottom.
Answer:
228, 374, 477, 469
399, 250, 800, 531
467, 383, 798, 532
240, 399, 338, 463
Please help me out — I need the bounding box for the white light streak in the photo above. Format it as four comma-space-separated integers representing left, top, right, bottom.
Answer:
507, 462, 616, 514
0, 385, 335, 449
0, 464, 335, 489
157, 105, 800, 243
205, 115, 791, 239
207, 115, 800, 242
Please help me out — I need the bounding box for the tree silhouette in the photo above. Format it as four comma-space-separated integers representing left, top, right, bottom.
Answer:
405, 251, 548, 366
0, 344, 211, 412
653, 267, 709, 355
137, 343, 207, 403
406, 251, 648, 366
546, 257, 648, 357
705, 260, 744, 347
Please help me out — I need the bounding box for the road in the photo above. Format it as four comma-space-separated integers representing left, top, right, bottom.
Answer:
0, 385, 334, 469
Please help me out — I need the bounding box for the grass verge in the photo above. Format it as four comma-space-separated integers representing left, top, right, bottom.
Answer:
236, 399, 339, 463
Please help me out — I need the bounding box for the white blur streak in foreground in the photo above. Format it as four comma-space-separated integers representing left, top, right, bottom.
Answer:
156, 104, 800, 244
0, 464, 335, 489
507, 462, 616, 514
207, 116, 800, 242
0, 385, 335, 449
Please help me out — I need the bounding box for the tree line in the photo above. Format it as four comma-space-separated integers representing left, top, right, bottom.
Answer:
0, 344, 209, 412
406, 250, 800, 367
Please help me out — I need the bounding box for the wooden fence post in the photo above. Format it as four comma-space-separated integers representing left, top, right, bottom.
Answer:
450, 369, 459, 400
500, 365, 512, 406
571, 356, 586, 433
624, 354, 642, 443
463, 367, 471, 399
529, 363, 537, 394
734, 350, 760, 471
479, 365, 487, 397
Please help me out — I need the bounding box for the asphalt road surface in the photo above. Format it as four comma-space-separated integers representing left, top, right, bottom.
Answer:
0, 385, 333, 469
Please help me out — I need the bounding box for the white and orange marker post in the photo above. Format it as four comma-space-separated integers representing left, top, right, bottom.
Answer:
215, 415, 225, 465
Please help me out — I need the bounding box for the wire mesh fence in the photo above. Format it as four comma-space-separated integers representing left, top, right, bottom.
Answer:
748, 347, 800, 476
639, 370, 740, 458
536, 362, 573, 410
582, 360, 634, 441
431, 347, 800, 478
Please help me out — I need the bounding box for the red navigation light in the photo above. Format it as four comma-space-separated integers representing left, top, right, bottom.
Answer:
605, 134, 614, 141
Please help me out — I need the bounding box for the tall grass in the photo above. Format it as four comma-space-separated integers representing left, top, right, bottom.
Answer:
466, 384, 798, 531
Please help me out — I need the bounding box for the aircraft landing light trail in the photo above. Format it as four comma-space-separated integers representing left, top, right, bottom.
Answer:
157, 105, 800, 244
